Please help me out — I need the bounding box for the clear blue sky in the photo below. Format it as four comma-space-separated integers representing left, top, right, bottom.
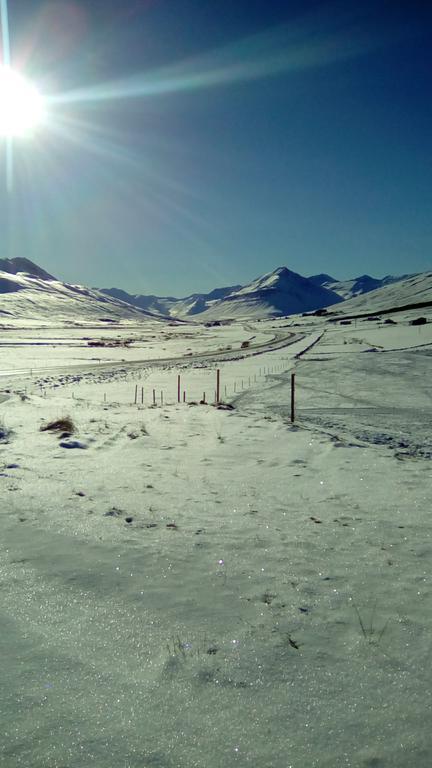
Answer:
1, 0, 431, 296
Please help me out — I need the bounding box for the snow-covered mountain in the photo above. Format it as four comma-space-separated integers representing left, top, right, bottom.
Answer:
308, 273, 337, 287
309, 272, 415, 300
198, 267, 342, 319
330, 271, 432, 315
0, 257, 56, 281
100, 284, 241, 318
2, 258, 428, 326
0, 267, 166, 327
102, 268, 342, 320
4, 261, 342, 325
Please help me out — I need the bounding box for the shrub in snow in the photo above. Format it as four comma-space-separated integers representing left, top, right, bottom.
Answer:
0, 419, 11, 442
40, 416, 75, 434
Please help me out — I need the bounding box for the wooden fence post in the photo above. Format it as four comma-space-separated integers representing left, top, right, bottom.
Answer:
177, 375, 181, 403
216, 369, 220, 404
291, 373, 296, 423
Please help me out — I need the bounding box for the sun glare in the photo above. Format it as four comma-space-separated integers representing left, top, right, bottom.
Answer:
0, 66, 45, 138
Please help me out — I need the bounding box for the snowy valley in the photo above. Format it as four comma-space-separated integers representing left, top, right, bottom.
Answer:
1, 260, 432, 767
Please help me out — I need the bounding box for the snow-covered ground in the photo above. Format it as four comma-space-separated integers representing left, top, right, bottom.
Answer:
1, 312, 431, 767
0, 323, 279, 378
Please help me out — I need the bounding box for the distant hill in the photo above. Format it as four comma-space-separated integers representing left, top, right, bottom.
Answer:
309, 272, 416, 301
102, 267, 342, 320
195, 267, 343, 319
0, 258, 56, 281
3, 257, 427, 325
308, 273, 337, 287
99, 287, 178, 316
0, 268, 167, 327
100, 284, 242, 318
329, 271, 432, 315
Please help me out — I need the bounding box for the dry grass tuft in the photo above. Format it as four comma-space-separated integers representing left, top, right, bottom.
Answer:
0, 418, 11, 441
40, 416, 76, 434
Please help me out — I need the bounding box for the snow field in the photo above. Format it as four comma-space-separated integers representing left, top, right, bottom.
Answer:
307, 318, 432, 357
0, 318, 431, 767
0, 322, 273, 377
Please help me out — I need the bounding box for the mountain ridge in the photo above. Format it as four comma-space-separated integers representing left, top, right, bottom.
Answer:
0, 268, 169, 327
100, 284, 241, 318
2, 258, 430, 324
101, 266, 343, 319
309, 272, 417, 301
329, 271, 432, 315
0, 258, 56, 281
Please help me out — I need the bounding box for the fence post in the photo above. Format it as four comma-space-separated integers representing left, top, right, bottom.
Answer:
141, 387, 144, 404
134, 384, 138, 405
291, 373, 296, 423
216, 369, 220, 404
177, 375, 181, 403
153, 389, 156, 406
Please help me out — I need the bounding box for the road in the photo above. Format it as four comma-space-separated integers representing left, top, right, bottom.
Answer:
0, 329, 304, 381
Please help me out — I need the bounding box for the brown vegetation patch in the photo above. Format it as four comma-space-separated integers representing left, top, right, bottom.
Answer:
40, 416, 75, 434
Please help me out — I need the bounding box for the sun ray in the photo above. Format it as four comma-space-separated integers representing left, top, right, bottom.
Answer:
5, 136, 12, 190
50, 9, 407, 109
0, 0, 13, 189
0, 0, 10, 67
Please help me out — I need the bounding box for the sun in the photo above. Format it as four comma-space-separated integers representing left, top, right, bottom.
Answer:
0, 67, 45, 138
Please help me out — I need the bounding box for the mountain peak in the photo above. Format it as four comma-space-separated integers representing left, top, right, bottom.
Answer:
309, 273, 338, 287
0, 258, 56, 281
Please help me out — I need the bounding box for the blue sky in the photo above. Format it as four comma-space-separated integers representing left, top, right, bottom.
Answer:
1, 0, 431, 296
